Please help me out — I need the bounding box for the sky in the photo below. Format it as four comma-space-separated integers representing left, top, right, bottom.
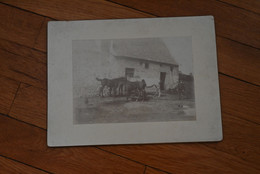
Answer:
163, 36, 193, 75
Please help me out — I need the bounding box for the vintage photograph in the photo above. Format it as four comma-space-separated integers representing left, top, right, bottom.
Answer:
72, 37, 196, 124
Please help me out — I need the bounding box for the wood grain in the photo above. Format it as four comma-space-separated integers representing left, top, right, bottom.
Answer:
219, 0, 260, 14
0, 115, 145, 174
9, 83, 47, 129
7, 74, 259, 129
0, 3, 44, 48
5, 75, 259, 172
108, 0, 260, 48
0, 38, 46, 64
0, 156, 48, 174
145, 167, 168, 174
0, 0, 153, 20
0, 76, 19, 114
205, 115, 260, 169
217, 37, 260, 85
0, 1, 259, 173
0, 0, 151, 51
33, 17, 52, 52
100, 141, 259, 173
100, 113, 260, 173
0, 44, 46, 89
1, 1, 259, 85
219, 74, 260, 124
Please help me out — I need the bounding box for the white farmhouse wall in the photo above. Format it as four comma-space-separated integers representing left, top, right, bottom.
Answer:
114, 56, 179, 89
73, 40, 179, 99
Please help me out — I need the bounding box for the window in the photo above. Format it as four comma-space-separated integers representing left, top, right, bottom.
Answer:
145, 63, 149, 69
125, 68, 134, 78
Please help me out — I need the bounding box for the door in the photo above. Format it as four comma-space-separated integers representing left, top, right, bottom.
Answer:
160, 72, 166, 90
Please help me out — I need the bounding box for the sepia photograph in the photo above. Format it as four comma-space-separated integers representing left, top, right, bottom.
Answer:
72, 37, 196, 124
48, 16, 222, 146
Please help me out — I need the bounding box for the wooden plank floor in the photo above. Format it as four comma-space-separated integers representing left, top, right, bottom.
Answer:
0, 0, 259, 173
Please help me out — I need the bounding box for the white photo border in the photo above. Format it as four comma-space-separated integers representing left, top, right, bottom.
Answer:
47, 16, 222, 146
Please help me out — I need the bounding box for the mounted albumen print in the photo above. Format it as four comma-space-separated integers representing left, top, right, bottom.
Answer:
48, 16, 222, 146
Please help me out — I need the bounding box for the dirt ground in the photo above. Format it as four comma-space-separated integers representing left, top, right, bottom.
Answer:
74, 93, 196, 124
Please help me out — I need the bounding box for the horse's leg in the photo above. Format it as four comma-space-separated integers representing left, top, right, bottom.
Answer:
126, 88, 130, 101
119, 84, 123, 96
122, 84, 126, 96
153, 87, 157, 98
139, 90, 144, 102
142, 90, 145, 102
117, 86, 120, 96
118, 84, 121, 96
97, 86, 101, 97
137, 91, 140, 101
99, 86, 104, 97
109, 87, 112, 97
126, 90, 129, 101
122, 84, 125, 96
118, 85, 121, 96
136, 89, 140, 102
102, 86, 106, 97
113, 87, 116, 97
113, 87, 117, 97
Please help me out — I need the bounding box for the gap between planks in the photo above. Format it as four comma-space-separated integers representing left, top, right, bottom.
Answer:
1, 1, 260, 51
1, 4, 259, 87
0, 154, 52, 174
219, 72, 259, 88
216, 0, 260, 15
0, 2, 56, 20
1, 1, 259, 173
0, 113, 170, 174
7, 82, 21, 115
0, 112, 159, 174
0, 111, 259, 173
106, 0, 260, 50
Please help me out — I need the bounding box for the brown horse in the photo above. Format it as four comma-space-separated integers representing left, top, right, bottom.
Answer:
113, 77, 127, 96
96, 77, 127, 97
125, 79, 146, 101
96, 78, 112, 97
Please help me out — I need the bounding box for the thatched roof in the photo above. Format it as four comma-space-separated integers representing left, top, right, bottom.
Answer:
111, 38, 178, 66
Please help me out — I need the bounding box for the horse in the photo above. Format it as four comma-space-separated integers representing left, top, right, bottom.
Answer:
112, 77, 127, 96
125, 79, 146, 101
96, 77, 127, 97
96, 78, 113, 97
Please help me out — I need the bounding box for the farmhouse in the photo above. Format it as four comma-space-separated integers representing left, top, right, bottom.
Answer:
108, 38, 179, 90
72, 38, 179, 99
